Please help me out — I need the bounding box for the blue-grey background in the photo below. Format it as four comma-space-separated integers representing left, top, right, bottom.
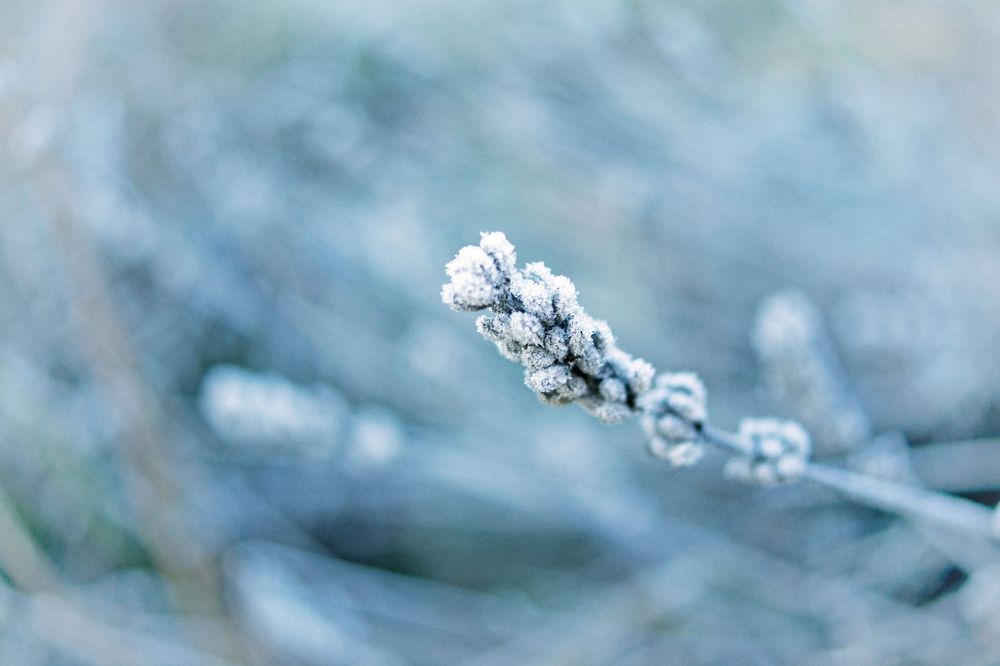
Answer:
2, 1, 1000, 663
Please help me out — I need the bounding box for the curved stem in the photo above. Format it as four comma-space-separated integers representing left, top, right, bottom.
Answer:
701, 425, 998, 543
799, 463, 996, 539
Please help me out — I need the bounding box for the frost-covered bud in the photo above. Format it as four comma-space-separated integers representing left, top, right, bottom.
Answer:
567, 316, 606, 376
635, 371, 708, 467
442, 232, 515, 311
549, 274, 579, 316
567, 315, 597, 355
525, 364, 571, 393
599, 377, 628, 403
651, 372, 707, 423
478, 231, 517, 275
582, 398, 632, 424
544, 327, 569, 361
441, 246, 501, 310
725, 418, 811, 484
508, 312, 544, 346
638, 414, 703, 468
647, 437, 704, 467
574, 347, 605, 377
513, 263, 559, 324
477, 313, 523, 361
540, 375, 589, 406
630, 358, 656, 395
605, 349, 655, 395
442, 247, 502, 311
653, 414, 698, 440
475, 313, 508, 343
521, 346, 557, 371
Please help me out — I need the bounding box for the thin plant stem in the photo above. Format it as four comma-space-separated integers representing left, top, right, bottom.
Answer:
701, 425, 998, 542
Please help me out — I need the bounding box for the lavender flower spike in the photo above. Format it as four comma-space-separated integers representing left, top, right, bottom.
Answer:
442, 232, 654, 423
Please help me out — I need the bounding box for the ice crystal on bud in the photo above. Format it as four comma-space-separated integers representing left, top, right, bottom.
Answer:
444, 232, 655, 423
725, 418, 811, 484
508, 312, 544, 346
526, 365, 571, 393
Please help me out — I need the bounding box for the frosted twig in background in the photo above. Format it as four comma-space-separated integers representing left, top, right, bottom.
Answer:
199, 365, 403, 470
753, 290, 871, 455
444, 233, 1000, 543
0, 483, 60, 594
48, 192, 253, 662
200, 366, 347, 457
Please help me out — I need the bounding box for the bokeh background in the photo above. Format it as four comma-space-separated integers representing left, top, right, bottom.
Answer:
3, 0, 1000, 663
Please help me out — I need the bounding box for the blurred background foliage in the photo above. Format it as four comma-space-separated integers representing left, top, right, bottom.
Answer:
3, 0, 1000, 663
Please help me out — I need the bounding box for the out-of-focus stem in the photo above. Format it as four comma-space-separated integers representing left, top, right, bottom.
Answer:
701, 425, 998, 542
800, 463, 995, 538
46, 172, 252, 662
0, 485, 61, 593
0, 486, 152, 664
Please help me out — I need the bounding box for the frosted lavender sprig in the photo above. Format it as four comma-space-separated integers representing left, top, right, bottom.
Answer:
442, 233, 1000, 543
443, 232, 654, 424
442, 232, 798, 475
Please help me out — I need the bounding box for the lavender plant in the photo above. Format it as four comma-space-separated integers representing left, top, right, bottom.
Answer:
443, 232, 1000, 542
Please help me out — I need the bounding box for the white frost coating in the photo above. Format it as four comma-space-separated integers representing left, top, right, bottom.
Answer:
725, 418, 811, 484
443, 231, 657, 423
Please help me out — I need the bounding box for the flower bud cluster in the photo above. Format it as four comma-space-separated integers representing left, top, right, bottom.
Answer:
725, 418, 811, 484
442, 232, 654, 422
638, 372, 707, 467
